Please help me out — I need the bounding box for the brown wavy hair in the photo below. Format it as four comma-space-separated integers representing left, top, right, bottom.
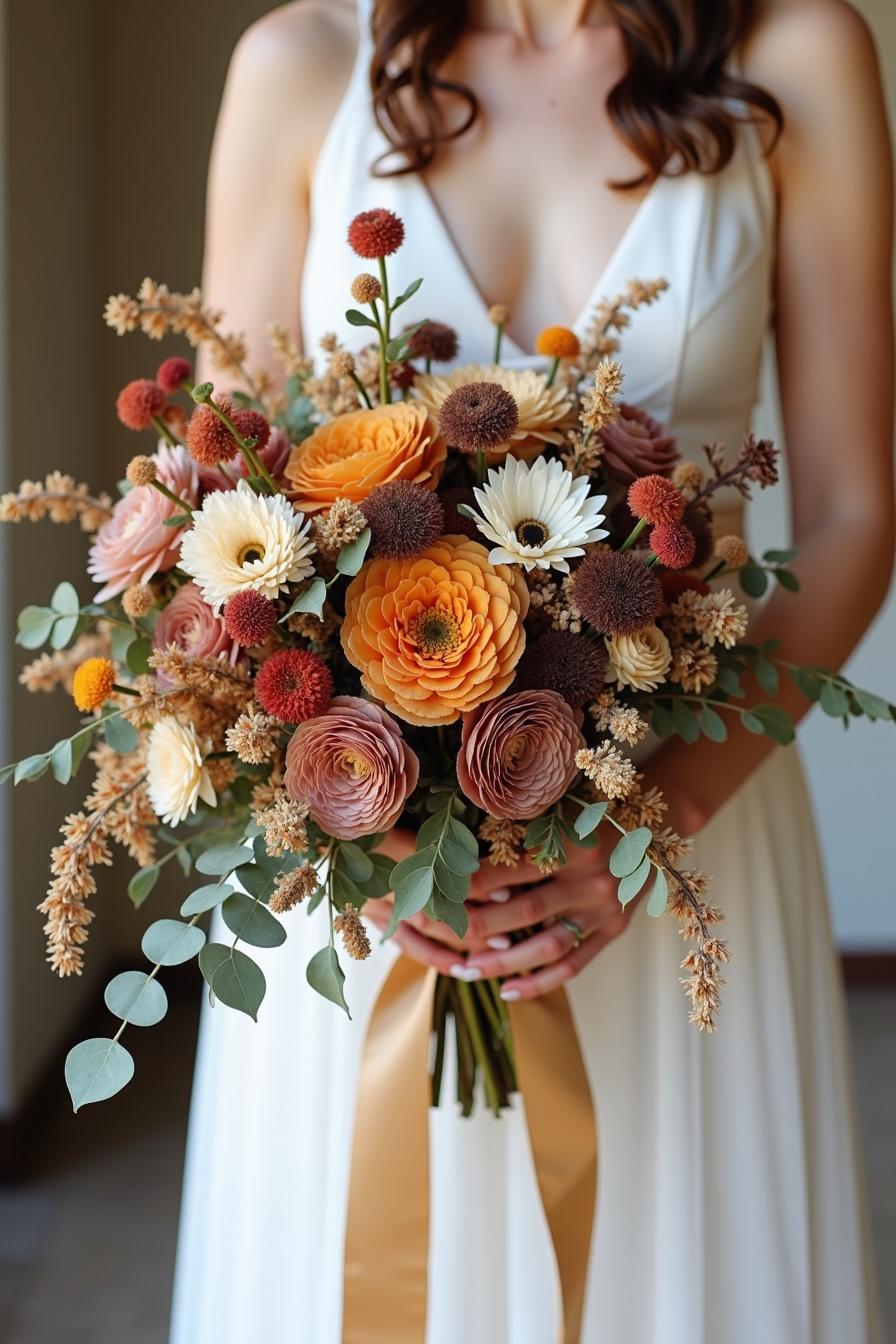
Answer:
369, 0, 782, 187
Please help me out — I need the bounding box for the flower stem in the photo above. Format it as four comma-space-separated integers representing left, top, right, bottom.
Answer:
493, 323, 505, 364
148, 477, 193, 515
201, 392, 280, 494
377, 256, 392, 406
457, 979, 502, 1115
350, 370, 373, 409
151, 414, 180, 448
620, 516, 648, 551
545, 355, 560, 387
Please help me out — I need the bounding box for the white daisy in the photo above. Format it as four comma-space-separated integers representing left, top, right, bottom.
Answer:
468, 456, 608, 572
179, 480, 316, 612
146, 718, 217, 826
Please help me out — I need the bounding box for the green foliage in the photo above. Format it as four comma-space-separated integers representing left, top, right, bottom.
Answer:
385, 319, 427, 363
608, 827, 652, 878
128, 864, 160, 909
573, 801, 608, 840
65, 1038, 134, 1112
280, 578, 326, 623
699, 706, 728, 742
221, 893, 287, 949
618, 855, 652, 905
335, 528, 371, 576
141, 918, 206, 966
103, 971, 168, 1027
196, 841, 251, 876
391, 277, 423, 310
645, 867, 669, 917
306, 946, 349, 1017
345, 308, 379, 329
180, 882, 234, 917
389, 794, 479, 936
199, 943, 266, 1020
525, 810, 570, 870
104, 714, 139, 754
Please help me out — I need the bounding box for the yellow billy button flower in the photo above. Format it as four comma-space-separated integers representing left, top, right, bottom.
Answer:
534, 325, 581, 387
71, 657, 117, 712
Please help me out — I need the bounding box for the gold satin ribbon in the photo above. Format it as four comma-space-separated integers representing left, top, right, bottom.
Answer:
342, 958, 597, 1343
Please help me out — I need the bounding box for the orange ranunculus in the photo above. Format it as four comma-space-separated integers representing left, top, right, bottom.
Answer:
284, 403, 445, 512
341, 535, 530, 727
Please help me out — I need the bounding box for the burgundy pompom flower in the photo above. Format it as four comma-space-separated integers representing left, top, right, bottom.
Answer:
223, 590, 278, 647
651, 521, 696, 570
284, 695, 419, 840
627, 474, 685, 526
232, 408, 271, 451
156, 357, 192, 393
185, 397, 240, 468
347, 208, 405, 259
570, 550, 663, 635
599, 404, 679, 484
361, 480, 444, 559
515, 630, 607, 708
255, 648, 333, 723
390, 361, 417, 392
456, 689, 585, 820
438, 382, 519, 455
407, 320, 459, 365
116, 379, 165, 431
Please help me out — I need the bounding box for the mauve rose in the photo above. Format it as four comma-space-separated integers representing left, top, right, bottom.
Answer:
153, 581, 237, 668
457, 689, 585, 820
198, 426, 293, 494
599, 404, 679, 485
89, 444, 198, 601
284, 695, 419, 840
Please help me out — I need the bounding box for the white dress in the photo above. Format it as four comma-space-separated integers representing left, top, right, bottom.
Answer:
169, 5, 884, 1340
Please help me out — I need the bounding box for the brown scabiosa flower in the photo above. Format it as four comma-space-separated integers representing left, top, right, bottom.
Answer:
156, 357, 192, 393
223, 589, 278, 647
570, 550, 662, 635
599, 404, 679, 485
438, 382, 519, 455
255, 647, 333, 723
185, 397, 240, 467
407, 321, 459, 365
361, 480, 444, 559
116, 379, 165, 431
347, 208, 405, 259
515, 629, 607, 708
284, 695, 419, 840
627, 474, 685, 526
456, 689, 585, 820
651, 521, 697, 570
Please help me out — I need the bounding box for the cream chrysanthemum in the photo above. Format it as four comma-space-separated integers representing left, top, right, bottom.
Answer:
468, 455, 607, 572
605, 624, 672, 692
412, 363, 576, 461
146, 718, 217, 825
179, 480, 315, 612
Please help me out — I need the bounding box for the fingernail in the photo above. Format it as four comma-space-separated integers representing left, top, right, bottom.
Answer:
487, 936, 511, 951
490, 888, 511, 903
500, 988, 521, 1001
450, 964, 482, 981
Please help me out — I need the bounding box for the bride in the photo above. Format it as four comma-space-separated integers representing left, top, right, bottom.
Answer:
169, 1, 893, 1339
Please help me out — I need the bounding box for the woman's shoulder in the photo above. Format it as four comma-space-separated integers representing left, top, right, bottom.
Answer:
230, 0, 358, 89
742, 0, 882, 112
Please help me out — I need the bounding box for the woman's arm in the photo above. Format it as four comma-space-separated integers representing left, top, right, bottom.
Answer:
196, 2, 356, 384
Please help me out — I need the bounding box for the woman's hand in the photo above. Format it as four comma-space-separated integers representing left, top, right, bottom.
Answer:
363, 831, 633, 997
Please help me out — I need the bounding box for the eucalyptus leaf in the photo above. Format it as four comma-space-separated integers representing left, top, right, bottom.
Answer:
332, 868, 364, 909
739, 562, 769, 598
280, 578, 327, 622
200, 943, 266, 1020
337, 841, 375, 883
104, 970, 168, 1027
390, 848, 436, 924
49, 738, 74, 785
754, 656, 780, 697
428, 890, 468, 939
714, 664, 745, 699
671, 698, 700, 744
221, 893, 287, 948
447, 818, 479, 856
50, 613, 79, 650
65, 1038, 134, 1112
180, 882, 234, 916
618, 854, 652, 905
306, 946, 349, 1016
128, 864, 160, 909
789, 666, 822, 702
574, 801, 608, 839
70, 730, 93, 779
141, 918, 206, 966
433, 856, 469, 904
700, 706, 728, 743
51, 581, 80, 614
645, 867, 669, 917
14, 753, 49, 784
438, 835, 479, 876
609, 827, 652, 878
16, 605, 55, 649
854, 689, 893, 721
774, 568, 800, 592
335, 528, 371, 576
196, 841, 250, 876
105, 714, 138, 754
126, 636, 153, 677
762, 546, 798, 565
354, 853, 394, 900
819, 681, 849, 718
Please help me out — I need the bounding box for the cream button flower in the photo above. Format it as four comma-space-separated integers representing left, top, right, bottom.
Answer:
605, 624, 672, 692
467, 455, 607, 573
146, 718, 217, 825
179, 479, 315, 612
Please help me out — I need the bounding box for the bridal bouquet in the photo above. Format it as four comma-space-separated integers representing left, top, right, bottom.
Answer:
2, 208, 892, 1114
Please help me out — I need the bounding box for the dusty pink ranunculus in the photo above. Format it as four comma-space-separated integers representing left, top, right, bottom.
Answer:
198, 426, 293, 494
89, 444, 198, 601
284, 695, 419, 840
457, 689, 585, 820
599, 404, 679, 485
153, 581, 237, 668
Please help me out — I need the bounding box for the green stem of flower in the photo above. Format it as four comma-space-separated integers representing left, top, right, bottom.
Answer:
350, 370, 373, 410
151, 414, 180, 447
111, 682, 140, 698
148, 477, 193, 515
474, 447, 487, 484
493, 323, 505, 364
378, 256, 392, 406
702, 558, 726, 582
619, 516, 648, 551
202, 393, 280, 495
545, 355, 560, 387
457, 979, 502, 1116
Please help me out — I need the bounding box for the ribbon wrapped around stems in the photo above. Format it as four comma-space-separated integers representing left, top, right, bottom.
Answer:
342, 955, 598, 1342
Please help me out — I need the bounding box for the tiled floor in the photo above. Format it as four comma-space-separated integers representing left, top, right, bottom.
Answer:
1, 989, 893, 1343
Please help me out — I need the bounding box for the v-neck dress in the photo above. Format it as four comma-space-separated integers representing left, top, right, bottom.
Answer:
169, 4, 884, 1340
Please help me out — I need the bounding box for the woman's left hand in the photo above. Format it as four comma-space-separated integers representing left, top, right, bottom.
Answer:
458, 840, 633, 1000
